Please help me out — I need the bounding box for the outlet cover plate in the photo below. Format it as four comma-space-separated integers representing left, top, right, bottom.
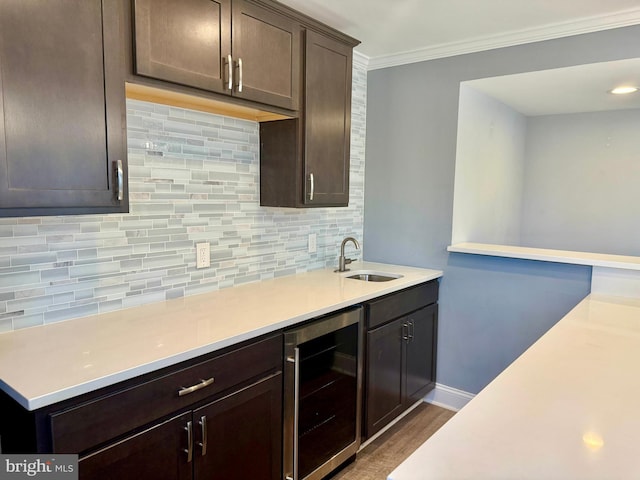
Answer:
196, 242, 210, 269
308, 234, 317, 253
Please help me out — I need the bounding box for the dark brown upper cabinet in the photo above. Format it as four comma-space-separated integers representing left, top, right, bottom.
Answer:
260, 29, 354, 207
0, 0, 128, 217
133, 0, 231, 95
133, 0, 300, 111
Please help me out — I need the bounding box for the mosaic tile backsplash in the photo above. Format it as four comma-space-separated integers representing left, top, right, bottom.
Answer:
0, 63, 366, 332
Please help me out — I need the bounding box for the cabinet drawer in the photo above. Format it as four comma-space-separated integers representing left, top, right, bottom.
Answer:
366, 281, 438, 329
50, 334, 282, 454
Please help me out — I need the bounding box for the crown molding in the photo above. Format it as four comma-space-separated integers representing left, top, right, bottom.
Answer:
352, 50, 370, 69
367, 7, 640, 71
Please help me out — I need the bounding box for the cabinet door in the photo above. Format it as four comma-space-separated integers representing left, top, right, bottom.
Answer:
0, 0, 127, 215
303, 30, 352, 206
365, 318, 406, 438
405, 304, 438, 403
134, 0, 232, 94
194, 373, 282, 480
232, 1, 300, 110
78, 413, 192, 480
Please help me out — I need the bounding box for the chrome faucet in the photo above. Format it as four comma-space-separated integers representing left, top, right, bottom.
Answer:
337, 237, 360, 272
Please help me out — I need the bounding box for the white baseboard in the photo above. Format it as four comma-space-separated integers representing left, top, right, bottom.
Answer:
424, 383, 475, 412
358, 384, 475, 451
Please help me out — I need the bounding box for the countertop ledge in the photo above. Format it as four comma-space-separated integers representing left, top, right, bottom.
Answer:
388, 292, 640, 480
0, 262, 442, 411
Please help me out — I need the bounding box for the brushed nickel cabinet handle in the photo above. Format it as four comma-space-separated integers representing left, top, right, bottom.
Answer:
184, 421, 193, 462
115, 159, 123, 201
284, 353, 296, 480
291, 347, 300, 480
309, 173, 314, 201
402, 322, 409, 342
198, 415, 208, 456
408, 320, 414, 340
227, 54, 233, 91
178, 377, 215, 397
238, 57, 243, 92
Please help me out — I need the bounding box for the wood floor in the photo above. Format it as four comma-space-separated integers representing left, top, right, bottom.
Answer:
329, 403, 455, 480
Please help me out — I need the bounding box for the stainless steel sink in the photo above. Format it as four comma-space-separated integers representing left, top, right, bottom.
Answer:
344, 270, 403, 282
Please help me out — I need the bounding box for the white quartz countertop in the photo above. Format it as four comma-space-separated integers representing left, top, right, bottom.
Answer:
0, 261, 441, 411
389, 293, 640, 480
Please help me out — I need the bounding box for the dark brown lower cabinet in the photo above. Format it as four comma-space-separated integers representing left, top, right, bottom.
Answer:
79, 413, 192, 480
78, 373, 282, 480
0, 334, 283, 480
365, 318, 405, 436
193, 373, 282, 480
405, 306, 437, 402
363, 282, 439, 439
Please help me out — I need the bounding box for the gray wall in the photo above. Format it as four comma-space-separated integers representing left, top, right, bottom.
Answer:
364, 25, 640, 394
452, 85, 527, 246
521, 108, 640, 256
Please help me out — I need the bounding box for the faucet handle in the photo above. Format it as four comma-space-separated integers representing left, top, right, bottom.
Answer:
335, 257, 354, 273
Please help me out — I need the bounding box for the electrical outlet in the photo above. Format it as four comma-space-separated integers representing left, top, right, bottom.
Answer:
196, 242, 210, 269
308, 234, 317, 253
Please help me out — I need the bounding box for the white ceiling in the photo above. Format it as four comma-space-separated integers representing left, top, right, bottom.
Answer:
278, 0, 640, 69
463, 58, 640, 116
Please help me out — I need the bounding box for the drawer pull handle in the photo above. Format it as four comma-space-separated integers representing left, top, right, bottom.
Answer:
178, 378, 215, 397
198, 415, 208, 456
184, 421, 193, 462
